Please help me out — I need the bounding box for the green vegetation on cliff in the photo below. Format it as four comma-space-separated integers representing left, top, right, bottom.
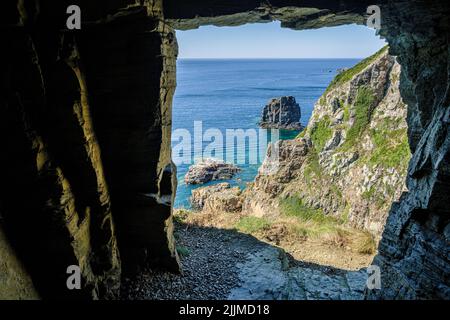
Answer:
325, 46, 388, 94
282, 197, 334, 224
303, 152, 322, 185
341, 86, 376, 150
310, 116, 333, 151
283, 47, 409, 241
368, 124, 410, 169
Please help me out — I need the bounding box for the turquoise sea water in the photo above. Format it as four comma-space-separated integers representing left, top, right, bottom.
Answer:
172, 59, 359, 208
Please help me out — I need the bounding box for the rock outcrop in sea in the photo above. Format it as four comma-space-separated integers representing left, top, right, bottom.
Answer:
259, 96, 303, 130
184, 159, 241, 185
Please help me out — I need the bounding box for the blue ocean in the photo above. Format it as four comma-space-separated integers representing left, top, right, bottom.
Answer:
172, 59, 359, 208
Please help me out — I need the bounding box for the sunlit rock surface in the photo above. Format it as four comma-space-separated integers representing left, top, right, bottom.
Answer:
191, 183, 243, 213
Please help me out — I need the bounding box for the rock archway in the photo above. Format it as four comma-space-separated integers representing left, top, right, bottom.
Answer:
0, 0, 448, 299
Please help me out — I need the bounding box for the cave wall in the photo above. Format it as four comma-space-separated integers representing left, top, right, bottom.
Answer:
0, 225, 39, 299
164, 0, 370, 30
0, 0, 449, 299
368, 0, 450, 299
0, 0, 178, 299
74, 1, 179, 275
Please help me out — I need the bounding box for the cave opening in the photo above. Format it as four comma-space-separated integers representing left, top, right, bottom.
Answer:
140, 21, 413, 299
1, 0, 449, 300
131, 0, 450, 299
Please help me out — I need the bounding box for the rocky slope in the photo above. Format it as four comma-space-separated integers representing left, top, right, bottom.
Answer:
243, 47, 410, 239
123, 220, 368, 300
191, 183, 242, 212
0, 226, 39, 299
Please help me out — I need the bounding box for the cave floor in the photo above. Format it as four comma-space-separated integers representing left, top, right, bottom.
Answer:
121, 221, 368, 300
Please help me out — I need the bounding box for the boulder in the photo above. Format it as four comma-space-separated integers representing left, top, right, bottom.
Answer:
191, 183, 243, 212
184, 158, 241, 185
190, 183, 231, 210
259, 96, 303, 130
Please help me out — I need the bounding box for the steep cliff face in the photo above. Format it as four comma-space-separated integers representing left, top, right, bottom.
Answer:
244, 48, 410, 238
367, 1, 450, 300
0, 0, 178, 299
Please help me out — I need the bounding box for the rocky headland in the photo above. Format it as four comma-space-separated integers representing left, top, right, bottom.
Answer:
244, 46, 410, 239
259, 96, 303, 130
184, 159, 241, 185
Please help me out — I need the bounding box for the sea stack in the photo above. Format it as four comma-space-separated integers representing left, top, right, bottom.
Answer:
259, 96, 303, 130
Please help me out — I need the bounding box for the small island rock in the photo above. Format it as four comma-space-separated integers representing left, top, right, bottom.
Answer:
259, 96, 303, 130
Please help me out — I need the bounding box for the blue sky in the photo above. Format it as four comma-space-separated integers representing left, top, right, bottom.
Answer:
177, 22, 386, 59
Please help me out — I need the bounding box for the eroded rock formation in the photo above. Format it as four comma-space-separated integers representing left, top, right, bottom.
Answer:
259, 96, 303, 130
1, 0, 449, 300
0, 0, 177, 299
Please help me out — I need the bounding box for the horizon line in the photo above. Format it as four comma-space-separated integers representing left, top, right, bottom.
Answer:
178, 57, 364, 60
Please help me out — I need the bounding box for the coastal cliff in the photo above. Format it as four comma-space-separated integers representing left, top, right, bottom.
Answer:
244, 47, 410, 239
